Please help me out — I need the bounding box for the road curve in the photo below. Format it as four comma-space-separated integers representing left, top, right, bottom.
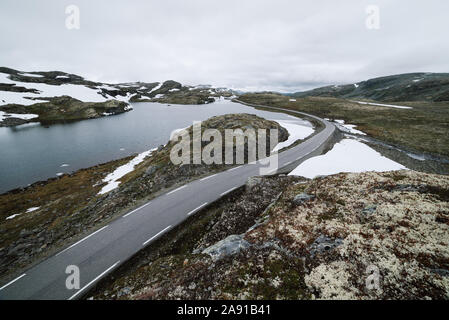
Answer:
0, 103, 336, 300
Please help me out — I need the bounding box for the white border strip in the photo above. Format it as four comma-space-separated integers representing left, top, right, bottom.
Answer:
220, 187, 237, 196
167, 185, 187, 195
143, 225, 172, 246
200, 173, 218, 181
56, 225, 108, 256
0, 274, 26, 291
123, 201, 151, 218
68, 261, 120, 300
187, 202, 208, 216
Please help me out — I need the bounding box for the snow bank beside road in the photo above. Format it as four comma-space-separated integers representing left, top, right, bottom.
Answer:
333, 119, 366, 135
289, 139, 406, 178
272, 119, 314, 152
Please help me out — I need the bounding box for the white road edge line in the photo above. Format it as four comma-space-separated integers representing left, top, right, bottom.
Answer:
143, 225, 172, 246
228, 166, 242, 172
0, 274, 26, 291
187, 202, 208, 216
220, 187, 237, 196
200, 173, 218, 181
123, 201, 151, 218
68, 261, 120, 300
56, 225, 108, 256
167, 185, 187, 195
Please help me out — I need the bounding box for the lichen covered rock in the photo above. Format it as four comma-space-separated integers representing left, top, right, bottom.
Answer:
246, 170, 449, 299
91, 170, 449, 300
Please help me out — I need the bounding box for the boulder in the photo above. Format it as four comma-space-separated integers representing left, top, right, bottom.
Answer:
202, 234, 250, 261
292, 193, 315, 205
308, 235, 343, 256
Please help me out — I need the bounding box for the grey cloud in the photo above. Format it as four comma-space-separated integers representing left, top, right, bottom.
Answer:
0, 0, 448, 92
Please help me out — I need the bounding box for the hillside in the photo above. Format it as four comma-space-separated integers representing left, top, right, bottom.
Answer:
238, 93, 449, 162
89, 170, 449, 300
292, 73, 449, 103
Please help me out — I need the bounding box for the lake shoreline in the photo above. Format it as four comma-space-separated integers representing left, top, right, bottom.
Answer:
0, 99, 309, 193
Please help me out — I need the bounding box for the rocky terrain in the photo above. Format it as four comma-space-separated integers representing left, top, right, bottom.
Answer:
88, 170, 449, 300
0, 114, 287, 280
1, 70, 449, 300
0, 96, 131, 126
291, 73, 449, 103
0, 67, 235, 127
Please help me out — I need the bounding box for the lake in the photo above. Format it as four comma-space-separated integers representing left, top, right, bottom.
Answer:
0, 99, 310, 193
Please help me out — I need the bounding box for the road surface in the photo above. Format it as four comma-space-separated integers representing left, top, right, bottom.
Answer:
0, 104, 336, 300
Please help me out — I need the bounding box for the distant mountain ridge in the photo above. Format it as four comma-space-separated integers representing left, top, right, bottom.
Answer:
0, 67, 234, 105
291, 73, 449, 102
0, 67, 236, 126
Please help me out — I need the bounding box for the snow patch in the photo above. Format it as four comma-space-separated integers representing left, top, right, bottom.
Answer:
97, 84, 119, 91
333, 119, 366, 135
289, 139, 406, 179
352, 101, 412, 110
110, 92, 134, 103
117, 83, 136, 88
98, 148, 157, 195
272, 120, 314, 152
149, 82, 163, 93
0, 72, 109, 105
5, 207, 40, 220
19, 72, 44, 78
0, 111, 39, 121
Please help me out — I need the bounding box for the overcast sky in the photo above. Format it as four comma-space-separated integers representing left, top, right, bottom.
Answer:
1, 0, 448, 92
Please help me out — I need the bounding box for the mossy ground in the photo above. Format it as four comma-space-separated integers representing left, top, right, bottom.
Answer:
0, 156, 132, 278
238, 93, 449, 158
89, 170, 449, 300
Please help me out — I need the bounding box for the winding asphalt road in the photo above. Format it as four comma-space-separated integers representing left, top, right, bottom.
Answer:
0, 104, 336, 300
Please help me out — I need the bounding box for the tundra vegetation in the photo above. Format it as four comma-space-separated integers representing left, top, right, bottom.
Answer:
238, 93, 449, 159
89, 170, 449, 300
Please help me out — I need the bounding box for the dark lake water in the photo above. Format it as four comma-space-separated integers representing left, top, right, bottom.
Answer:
0, 99, 304, 193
